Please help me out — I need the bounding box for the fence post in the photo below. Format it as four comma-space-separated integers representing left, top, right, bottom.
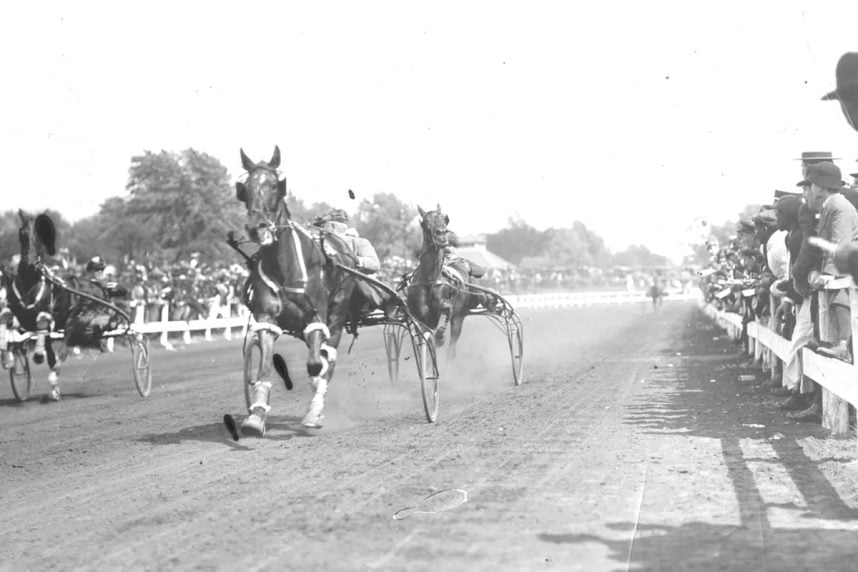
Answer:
160, 302, 174, 350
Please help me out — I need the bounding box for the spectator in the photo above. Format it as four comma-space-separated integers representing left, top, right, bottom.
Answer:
804, 162, 858, 362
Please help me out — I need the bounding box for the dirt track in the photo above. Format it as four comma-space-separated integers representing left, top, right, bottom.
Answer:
2, 301, 857, 571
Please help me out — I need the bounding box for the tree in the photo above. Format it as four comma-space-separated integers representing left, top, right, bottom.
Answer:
352, 193, 420, 260
485, 217, 547, 265
543, 227, 594, 267
124, 149, 245, 263
611, 245, 670, 268
285, 194, 334, 225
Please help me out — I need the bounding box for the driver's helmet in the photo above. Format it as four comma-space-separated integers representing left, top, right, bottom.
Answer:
86, 255, 106, 273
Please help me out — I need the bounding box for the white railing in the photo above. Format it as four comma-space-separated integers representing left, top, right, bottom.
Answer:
507, 289, 700, 308
702, 279, 858, 442
118, 290, 699, 348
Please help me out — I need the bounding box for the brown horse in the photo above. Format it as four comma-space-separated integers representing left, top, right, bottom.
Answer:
406, 205, 482, 361
233, 146, 359, 435
1, 210, 73, 400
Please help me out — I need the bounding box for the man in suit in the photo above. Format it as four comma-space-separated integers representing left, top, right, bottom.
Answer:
804, 162, 858, 363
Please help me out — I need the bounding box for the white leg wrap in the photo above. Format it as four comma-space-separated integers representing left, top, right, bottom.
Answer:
320, 343, 337, 363
303, 322, 331, 340
48, 371, 58, 384
303, 376, 327, 427
249, 381, 272, 413
250, 322, 283, 338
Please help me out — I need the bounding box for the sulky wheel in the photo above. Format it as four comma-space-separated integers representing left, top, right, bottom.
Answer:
508, 313, 524, 386
130, 334, 152, 397
412, 331, 440, 423
383, 323, 407, 384
9, 345, 34, 402
242, 333, 263, 410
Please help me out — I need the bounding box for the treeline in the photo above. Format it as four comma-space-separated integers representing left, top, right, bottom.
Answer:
0, 148, 670, 270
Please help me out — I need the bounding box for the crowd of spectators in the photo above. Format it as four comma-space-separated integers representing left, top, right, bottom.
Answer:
698, 151, 858, 425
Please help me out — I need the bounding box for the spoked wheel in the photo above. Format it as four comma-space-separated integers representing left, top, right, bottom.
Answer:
9, 345, 34, 402
411, 331, 440, 422
243, 334, 263, 410
508, 314, 524, 386
130, 334, 152, 397
383, 323, 407, 384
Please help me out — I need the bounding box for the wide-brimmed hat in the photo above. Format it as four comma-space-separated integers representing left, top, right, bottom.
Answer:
752, 209, 777, 227
797, 161, 845, 190
794, 151, 839, 162
821, 52, 858, 102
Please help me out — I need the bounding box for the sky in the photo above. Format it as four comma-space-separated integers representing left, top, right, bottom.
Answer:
3, 1, 858, 263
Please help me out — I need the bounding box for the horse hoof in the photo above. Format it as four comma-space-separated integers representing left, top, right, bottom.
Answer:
48, 388, 60, 402
240, 410, 266, 437
301, 413, 324, 429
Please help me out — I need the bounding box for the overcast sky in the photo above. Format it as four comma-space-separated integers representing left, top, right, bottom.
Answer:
3, 1, 858, 261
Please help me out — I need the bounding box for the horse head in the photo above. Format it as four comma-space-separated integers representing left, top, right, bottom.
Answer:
417, 204, 450, 249
17, 209, 57, 265
234, 146, 287, 245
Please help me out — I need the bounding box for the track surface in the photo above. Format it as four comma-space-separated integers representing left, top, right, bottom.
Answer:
2, 302, 857, 570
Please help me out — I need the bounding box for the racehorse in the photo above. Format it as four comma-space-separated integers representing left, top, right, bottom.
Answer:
406, 205, 481, 361
1, 210, 73, 400
232, 146, 360, 435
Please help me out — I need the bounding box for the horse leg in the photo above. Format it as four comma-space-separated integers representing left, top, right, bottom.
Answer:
46, 342, 60, 401
239, 323, 281, 437
0, 308, 12, 368
435, 299, 452, 346
33, 311, 53, 366
302, 322, 332, 428
447, 311, 466, 363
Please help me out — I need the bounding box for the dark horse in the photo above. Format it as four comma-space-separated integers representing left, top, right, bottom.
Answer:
233, 146, 359, 435
1, 210, 73, 400
406, 205, 482, 361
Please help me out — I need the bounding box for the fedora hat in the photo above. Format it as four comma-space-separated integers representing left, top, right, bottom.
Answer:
822, 53, 858, 132
797, 162, 845, 190
822, 52, 858, 102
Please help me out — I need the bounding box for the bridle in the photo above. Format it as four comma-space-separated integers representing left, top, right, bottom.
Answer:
421, 211, 449, 249
244, 165, 293, 244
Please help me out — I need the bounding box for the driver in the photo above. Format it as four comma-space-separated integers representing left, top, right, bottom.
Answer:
85, 256, 128, 299
313, 209, 396, 317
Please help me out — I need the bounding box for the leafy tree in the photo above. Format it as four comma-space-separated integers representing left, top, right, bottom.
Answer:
125, 149, 244, 263
611, 245, 670, 268
543, 227, 594, 267
485, 217, 547, 265
352, 192, 420, 260
286, 194, 334, 225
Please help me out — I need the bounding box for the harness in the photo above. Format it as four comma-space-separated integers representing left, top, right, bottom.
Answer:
12, 273, 49, 311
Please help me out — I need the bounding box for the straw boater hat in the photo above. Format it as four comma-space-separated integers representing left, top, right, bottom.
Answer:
794, 151, 839, 162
